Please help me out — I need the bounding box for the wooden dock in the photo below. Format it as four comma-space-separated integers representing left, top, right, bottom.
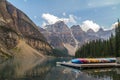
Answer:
57, 62, 120, 69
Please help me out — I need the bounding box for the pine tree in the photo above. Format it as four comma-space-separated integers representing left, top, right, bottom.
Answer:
75, 19, 120, 58
115, 19, 120, 57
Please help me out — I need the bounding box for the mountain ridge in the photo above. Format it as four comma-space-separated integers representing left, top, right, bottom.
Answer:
40, 21, 114, 56
0, 0, 53, 61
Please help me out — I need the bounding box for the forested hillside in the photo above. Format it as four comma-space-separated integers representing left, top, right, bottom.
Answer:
115, 19, 120, 57
75, 19, 120, 58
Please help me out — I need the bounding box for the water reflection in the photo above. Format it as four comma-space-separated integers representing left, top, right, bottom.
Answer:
83, 68, 120, 80
0, 57, 120, 80
0, 57, 71, 80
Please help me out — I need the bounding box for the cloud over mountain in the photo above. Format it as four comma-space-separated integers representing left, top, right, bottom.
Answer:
42, 13, 76, 26
111, 22, 118, 29
81, 20, 100, 32
41, 13, 117, 32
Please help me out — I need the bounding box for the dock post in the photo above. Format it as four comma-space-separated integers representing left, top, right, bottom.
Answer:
116, 57, 120, 64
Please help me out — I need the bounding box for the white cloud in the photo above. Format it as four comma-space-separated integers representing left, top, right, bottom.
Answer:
103, 22, 118, 31
41, 13, 77, 26
81, 20, 100, 32
98, 22, 118, 31
69, 15, 77, 24
111, 22, 118, 29
42, 13, 58, 24
42, 22, 47, 27
63, 12, 66, 16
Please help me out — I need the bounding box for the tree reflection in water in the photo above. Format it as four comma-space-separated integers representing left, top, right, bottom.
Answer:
0, 57, 120, 80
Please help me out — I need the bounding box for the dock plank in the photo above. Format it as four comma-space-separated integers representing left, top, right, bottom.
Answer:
57, 62, 120, 69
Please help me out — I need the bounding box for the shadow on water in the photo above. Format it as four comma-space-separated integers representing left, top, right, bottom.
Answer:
0, 56, 120, 80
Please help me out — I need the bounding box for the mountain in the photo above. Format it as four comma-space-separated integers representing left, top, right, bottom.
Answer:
96, 28, 114, 39
40, 21, 114, 56
70, 25, 101, 46
45, 21, 76, 46
87, 29, 95, 36
41, 21, 76, 56
0, 0, 53, 61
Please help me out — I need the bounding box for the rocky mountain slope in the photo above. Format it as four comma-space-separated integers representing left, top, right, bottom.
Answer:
0, 0, 53, 61
40, 21, 114, 56
40, 21, 76, 56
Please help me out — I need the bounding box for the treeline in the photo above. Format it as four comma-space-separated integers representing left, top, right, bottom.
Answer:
115, 19, 120, 57
75, 19, 120, 58
75, 36, 115, 57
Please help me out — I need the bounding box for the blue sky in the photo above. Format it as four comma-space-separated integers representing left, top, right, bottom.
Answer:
7, 0, 120, 31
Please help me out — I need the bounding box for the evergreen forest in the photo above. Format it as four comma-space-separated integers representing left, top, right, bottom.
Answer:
75, 19, 120, 58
